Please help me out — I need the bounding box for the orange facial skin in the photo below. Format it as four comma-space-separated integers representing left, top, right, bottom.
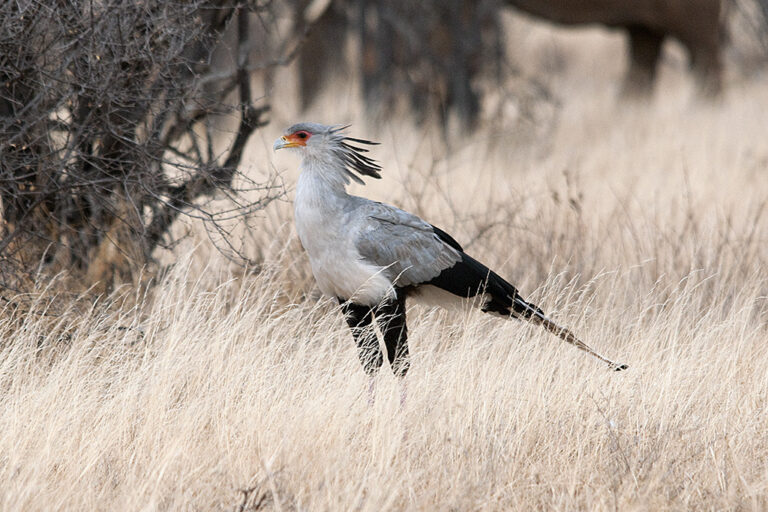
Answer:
276, 130, 311, 149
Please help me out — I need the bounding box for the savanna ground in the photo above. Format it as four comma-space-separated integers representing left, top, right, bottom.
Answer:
2, 16, 768, 511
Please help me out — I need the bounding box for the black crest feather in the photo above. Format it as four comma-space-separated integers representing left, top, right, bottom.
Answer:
329, 125, 382, 184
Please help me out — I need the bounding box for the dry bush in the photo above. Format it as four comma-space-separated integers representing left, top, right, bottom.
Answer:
0, 1, 281, 294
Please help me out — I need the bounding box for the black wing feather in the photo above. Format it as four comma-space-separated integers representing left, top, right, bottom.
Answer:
430, 224, 464, 252
425, 246, 545, 321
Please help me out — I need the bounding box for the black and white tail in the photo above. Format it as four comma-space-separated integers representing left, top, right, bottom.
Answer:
426, 240, 627, 371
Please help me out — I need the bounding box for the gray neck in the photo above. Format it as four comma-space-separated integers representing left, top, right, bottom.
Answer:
295, 155, 352, 210
297, 155, 349, 195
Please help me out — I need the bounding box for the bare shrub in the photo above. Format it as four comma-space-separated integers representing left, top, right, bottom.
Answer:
0, 0, 281, 293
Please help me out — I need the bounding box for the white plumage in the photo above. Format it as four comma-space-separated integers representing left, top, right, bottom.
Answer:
294, 165, 395, 304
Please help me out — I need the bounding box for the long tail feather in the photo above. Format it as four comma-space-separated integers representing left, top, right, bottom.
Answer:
423, 239, 628, 371
515, 297, 628, 371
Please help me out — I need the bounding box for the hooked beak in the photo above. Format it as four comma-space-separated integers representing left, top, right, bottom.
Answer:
273, 135, 299, 151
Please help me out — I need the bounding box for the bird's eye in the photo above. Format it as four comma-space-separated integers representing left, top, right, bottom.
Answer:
296, 131, 308, 139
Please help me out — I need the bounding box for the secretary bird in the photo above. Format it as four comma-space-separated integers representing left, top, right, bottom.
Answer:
274, 122, 627, 379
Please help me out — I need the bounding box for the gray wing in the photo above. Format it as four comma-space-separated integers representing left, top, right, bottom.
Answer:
354, 202, 461, 287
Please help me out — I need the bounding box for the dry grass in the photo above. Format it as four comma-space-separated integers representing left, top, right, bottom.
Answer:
2, 19, 768, 511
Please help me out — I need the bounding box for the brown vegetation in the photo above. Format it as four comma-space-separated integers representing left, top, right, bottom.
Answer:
1, 4, 767, 511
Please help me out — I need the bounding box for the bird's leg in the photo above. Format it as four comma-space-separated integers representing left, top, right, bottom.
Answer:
339, 299, 383, 403
376, 289, 410, 409
376, 289, 410, 378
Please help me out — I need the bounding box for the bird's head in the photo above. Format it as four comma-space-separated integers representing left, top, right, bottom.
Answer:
273, 122, 382, 184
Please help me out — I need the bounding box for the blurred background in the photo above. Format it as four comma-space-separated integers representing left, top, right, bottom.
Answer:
1, 0, 767, 295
